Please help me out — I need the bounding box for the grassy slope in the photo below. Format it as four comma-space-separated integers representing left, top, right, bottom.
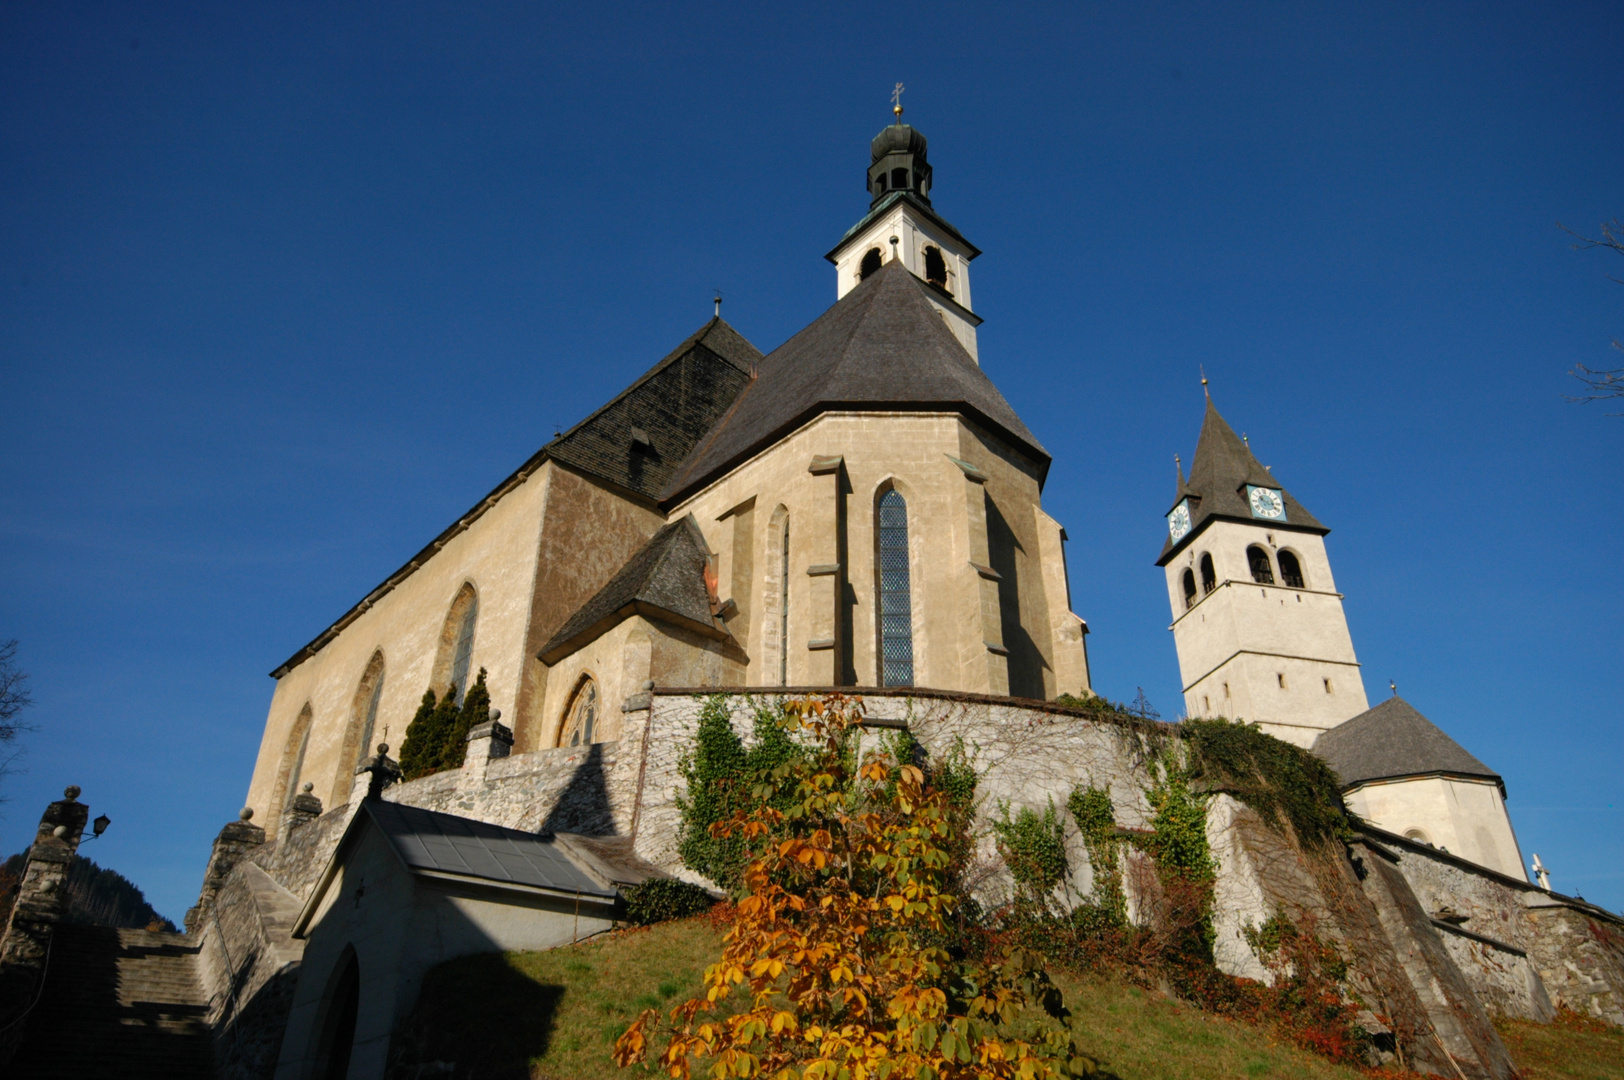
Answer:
392, 917, 1624, 1080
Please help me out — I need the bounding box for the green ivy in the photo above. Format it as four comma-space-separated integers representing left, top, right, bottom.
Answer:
675, 696, 806, 893
1180, 718, 1354, 847
1066, 786, 1125, 925
993, 799, 1068, 904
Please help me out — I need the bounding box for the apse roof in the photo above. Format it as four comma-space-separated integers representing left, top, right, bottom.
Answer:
1157, 397, 1326, 565
660, 259, 1046, 504
537, 515, 725, 664
1313, 696, 1502, 792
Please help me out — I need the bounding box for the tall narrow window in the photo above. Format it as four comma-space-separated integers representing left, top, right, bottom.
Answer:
286, 723, 311, 809
358, 670, 384, 765
877, 489, 915, 687
1247, 546, 1275, 585
450, 594, 477, 701
558, 677, 599, 747
923, 246, 948, 291
859, 248, 882, 280
1181, 569, 1197, 611
1199, 553, 1216, 594
779, 516, 790, 686
1277, 550, 1305, 589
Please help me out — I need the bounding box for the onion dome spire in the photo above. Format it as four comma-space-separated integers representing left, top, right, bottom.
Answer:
868, 88, 932, 208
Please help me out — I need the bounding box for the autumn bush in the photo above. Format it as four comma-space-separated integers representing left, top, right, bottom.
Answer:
616, 694, 1102, 1079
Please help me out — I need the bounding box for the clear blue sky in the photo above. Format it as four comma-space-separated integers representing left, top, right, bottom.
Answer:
2, 2, 1619, 923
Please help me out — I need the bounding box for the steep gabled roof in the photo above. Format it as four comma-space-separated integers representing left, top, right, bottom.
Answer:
537, 515, 725, 664
1158, 397, 1325, 565
1313, 696, 1503, 793
271, 318, 760, 678
547, 317, 761, 504
661, 259, 1047, 504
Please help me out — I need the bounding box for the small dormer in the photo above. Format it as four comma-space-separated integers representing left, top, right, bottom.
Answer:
828, 112, 983, 360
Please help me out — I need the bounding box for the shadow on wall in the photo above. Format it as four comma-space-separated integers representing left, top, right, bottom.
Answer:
386, 951, 566, 1076
538, 743, 615, 836
985, 494, 1049, 699
215, 958, 300, 1080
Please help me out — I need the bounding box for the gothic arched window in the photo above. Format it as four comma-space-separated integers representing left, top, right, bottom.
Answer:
1199, 553, 1216, 594
877, 489, 915, 687
1181, 569, 1197, 611
1277, 549, 1305, 589
924, 246, 948, 291
859, 247, 883, 280
558, 677, 599, 748
357, 656, 384, 766
436, 584, 479, 703
1247, 546, 1275, 585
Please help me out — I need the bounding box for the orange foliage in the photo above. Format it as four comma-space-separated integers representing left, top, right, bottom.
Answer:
615, 695, 1097, 1080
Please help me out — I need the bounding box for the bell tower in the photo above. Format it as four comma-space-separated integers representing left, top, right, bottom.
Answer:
1158, 395, 1369, 747
826, 93, 984, 360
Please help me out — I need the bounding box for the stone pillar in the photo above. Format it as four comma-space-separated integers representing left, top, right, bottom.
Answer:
353, 743, 403, 803
949, 455, 1009, 695
275, 784, 323, 847
459, 710, 513, 790
0, 786, 90, 1061
804, 454, 845, 685
183, 808, 267, 935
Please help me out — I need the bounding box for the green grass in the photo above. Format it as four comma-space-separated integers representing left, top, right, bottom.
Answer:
1495, 1012, 1624, 1080
387, 916, 1620, 1080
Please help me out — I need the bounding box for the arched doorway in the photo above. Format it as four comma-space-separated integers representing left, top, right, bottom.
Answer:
312, 947, 360, 1080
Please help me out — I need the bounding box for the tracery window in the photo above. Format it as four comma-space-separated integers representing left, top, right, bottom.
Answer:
1277, 549, 1305, 589
358, 665, 384, 766
877, 489, 914, 687
449, 592, 478, 702
558, 677, 600, 748
1181, 569, 1197, 611
1199, 553, 1216, 594
1247, 545, 1275, 585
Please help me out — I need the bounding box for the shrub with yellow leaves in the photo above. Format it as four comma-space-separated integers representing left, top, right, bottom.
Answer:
615, 694, 1099, 1080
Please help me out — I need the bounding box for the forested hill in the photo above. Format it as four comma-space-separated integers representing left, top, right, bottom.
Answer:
0, 851, 176, 932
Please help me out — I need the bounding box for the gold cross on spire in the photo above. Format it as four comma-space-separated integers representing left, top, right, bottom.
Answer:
892, 82, 905, 121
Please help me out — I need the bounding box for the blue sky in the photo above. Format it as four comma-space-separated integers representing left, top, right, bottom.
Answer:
2, 2, 1619, 922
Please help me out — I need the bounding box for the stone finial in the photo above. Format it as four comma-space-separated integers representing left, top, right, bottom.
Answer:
239, 807, 254, 821
301, 782, 314, 794
489, 707, 501, 722
642, 680, 655, 690
64, 785, 81, 801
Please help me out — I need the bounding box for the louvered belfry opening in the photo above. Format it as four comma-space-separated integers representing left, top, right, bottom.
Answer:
877, 489, 914, 687
1278, 549, 1305, 589
1247, 545, 1275, 585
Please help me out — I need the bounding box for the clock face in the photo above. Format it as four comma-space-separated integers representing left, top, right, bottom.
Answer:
1247, 486, 1286, 520
1167, 501, 1192, 542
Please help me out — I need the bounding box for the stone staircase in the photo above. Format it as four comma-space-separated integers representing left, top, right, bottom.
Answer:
7, 924, 214, 1078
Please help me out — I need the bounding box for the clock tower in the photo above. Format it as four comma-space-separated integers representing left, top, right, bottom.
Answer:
1157, 396, 1368, 747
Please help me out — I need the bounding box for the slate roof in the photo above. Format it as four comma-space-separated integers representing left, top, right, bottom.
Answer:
537, 515, 724, 664
1158, 397, 1326, 565
270, 317, 759, 678
547, 317, 761, 504
661, 259, 1047, 503
1313, 696, 1503, 792
365, 799, 618, 897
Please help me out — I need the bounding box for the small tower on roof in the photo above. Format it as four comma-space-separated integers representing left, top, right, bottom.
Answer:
1158, 393, 1369, 746
827, 89, 984, 361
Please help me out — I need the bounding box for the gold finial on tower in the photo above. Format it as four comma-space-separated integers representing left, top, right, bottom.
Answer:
891, 81, 905, 122
1200, 364, 1210, 398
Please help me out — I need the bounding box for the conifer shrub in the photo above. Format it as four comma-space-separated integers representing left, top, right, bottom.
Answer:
397, 669, 493, 781
620, 878, 716, 926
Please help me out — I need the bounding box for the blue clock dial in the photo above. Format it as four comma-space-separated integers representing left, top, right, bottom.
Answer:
1168, 500, 1192, 541
1246, 486, 1286, 521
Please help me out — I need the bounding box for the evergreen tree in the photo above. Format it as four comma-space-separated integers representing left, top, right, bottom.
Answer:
441, 668, 490, 772
399, 687, 445, 781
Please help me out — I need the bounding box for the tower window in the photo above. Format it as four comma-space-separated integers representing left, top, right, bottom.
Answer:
1199, 553, 1216, 594
1277, 673, 1286, 689
1247, 546, 1275, 585
877, 489, 915, 687
1181, 569, 1197, 610
859, 247, 883, 280
874, 172, 887, 192
891, 167, 908, 190
1324, 678, 1333, 694
924, 246, 949, 291
1278, 549, 1305, 589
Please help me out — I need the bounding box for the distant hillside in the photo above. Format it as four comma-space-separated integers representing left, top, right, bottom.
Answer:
0, 851, 176, 932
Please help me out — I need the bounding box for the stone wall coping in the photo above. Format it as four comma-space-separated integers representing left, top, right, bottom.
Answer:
646, 686, 1174, 734
1430, 918, 1529, 958
1360, 825, 1623, 926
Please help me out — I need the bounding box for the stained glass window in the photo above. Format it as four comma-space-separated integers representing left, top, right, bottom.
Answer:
878, 489, 914, 687
357, 666, 384, 766
560, 679, 599, 748
779, 516, 790, 686
450, 594, 478, 703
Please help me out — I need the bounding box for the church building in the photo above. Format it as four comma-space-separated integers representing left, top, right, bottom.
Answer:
244, 108, 1092, 838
